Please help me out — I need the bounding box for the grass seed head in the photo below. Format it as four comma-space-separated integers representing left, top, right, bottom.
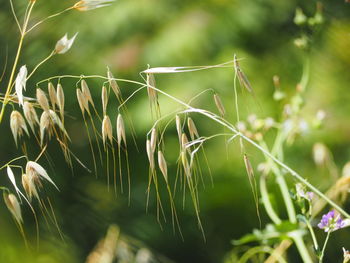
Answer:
150, 128, 157, 153
23, 101, 39, 132
76, 88, 89, 115
176, 115, 182, 142
48, 82, 57, 108
39, 111, 52, 145
107, 68, 121, 100
187, 117, 199, 140
146, 139, 154, 170
26, 161, 59, 190
15, 65, 27, 107
213, 94, 226, 117
102, 85, 108, 116
158, 150, 168, 183
181, 151, 190, 177
22, 173, 39, 201
73, 0, 115, 11
36, 88, 50, 112
146, 73, 157, 103
181, 133, 189, 151
55, 33, 78, 54
102, 115, 113, 147
10, 110, 29, 146
3, 193, 23, 224
81, 80, 94, 107
116, 114, 126, 146
56, 83, 65, 117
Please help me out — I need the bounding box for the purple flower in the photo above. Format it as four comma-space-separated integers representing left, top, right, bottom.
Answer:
318, 210, 350, 232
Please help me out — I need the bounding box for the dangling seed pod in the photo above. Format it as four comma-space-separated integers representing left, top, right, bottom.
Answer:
101, 85, 108, 116
102, 115, 113, 148
150, 128, 157, 153
107, 68, 121, 101
146, 139, 154, 170
10, 110, 29, 146
36, 88, 50, 112
158, 150, 168, 183
48, 82, 57, 109
56, 83, 65, 118
76, 89, 89, 115
3, 193, 23, 224
187, 117, 199, 140
81, 79, 94, 107
213, 93, 226, 117
23, 101, 39, 132
116, 114, 126, 146
175, 115, 182, 142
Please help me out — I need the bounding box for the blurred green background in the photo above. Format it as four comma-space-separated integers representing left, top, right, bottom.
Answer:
1, 0, 350, 262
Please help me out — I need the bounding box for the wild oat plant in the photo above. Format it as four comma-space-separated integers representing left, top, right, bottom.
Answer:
1, 1, 350, 262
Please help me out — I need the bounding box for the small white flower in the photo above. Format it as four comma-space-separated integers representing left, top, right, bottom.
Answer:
15, 65, 27, 106
55, 33, 78, 54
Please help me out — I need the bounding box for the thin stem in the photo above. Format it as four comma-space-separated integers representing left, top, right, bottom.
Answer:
9, 0, 22, 34
292, 233, 313, 263
27, 51, 56, 80
319, 231, 331, 263
26, 7, 74, 34
306, 220, 319, 251
0, 1, 35, 123
260, 174, 282, 224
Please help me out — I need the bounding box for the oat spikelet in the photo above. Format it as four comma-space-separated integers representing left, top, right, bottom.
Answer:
175, 115, 182, 142
116, 114, 126, 146
10, 110, 29, 146
36, 88, 50, 112
150, 128, 157, 153
181, 133, 189, 151
101, 85, 108, 116
39, 111, 51, 146
4, 193, 23, 224
187, 117, 199, 140
213, 93, 226, 117
146, 73, 158, 105
26, 161, 59, 190
22, 173, 39, 201
48, 82, 57, 109
158, 150, 168, 183
23, 101, 39, 132
56, 83, 65, 118
102, 115, 113, 148
81, 80, 94, 107
76, 88, 89, 115
107, 68, 121, 101
181, 151, 190, 177
146, 139, 154, 170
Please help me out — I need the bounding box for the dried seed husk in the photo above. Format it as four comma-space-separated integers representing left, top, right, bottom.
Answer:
36, 88, 50, 112
116, 114, 126, 146
48, 82, 57, 108
181, 133, 189, 151
10, 110, 29, 146
102, 115, 113, 147
187, 117, 199, 140
81, 79, 94, 107
146, 139, 154, 170
76, 88, 89, 115
176, 115, 182, 142
146, 73, 157, 103
107, 68, 121, 100
22, 173, 39, 201
23, 101, 39, 132
101, 85, 108, 116
150, 128, 157, 153
26, 161, 59, 190
39, 111, 51, 145
158, 150, 168, 183
4, 193, 23, 224
57, 83, 65, 117
213, 94, 226, 117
